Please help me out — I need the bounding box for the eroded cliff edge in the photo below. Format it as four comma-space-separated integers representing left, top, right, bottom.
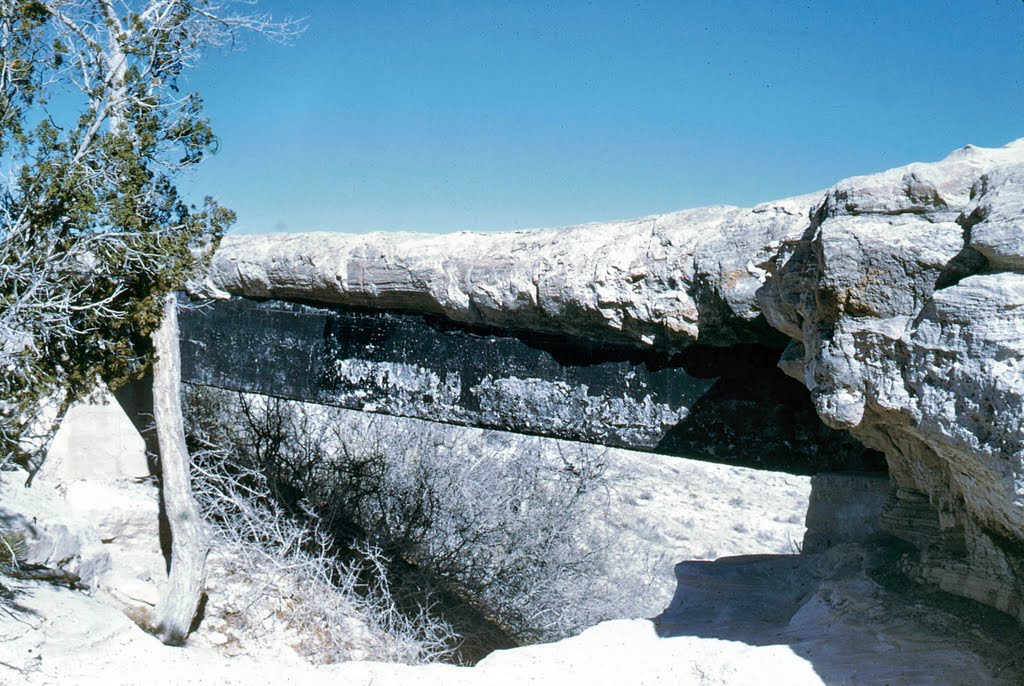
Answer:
194, 139, 1024, 622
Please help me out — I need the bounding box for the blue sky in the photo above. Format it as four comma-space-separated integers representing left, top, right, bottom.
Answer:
180, 1, 1024, 234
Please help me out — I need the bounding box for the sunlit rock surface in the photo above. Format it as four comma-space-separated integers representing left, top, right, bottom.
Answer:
197, 139, 1024, 622
194, 194, 821, 349
757, 141, 1024, 620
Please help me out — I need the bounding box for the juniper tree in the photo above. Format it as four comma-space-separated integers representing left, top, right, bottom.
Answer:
0, 0, 298, 643
0, 0, 299, 464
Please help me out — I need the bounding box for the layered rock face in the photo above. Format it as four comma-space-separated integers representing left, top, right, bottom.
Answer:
197, 140, 1024, 621
758, 141, 1024, 619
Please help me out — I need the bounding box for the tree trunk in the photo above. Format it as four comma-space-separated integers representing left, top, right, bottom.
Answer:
152, 292, 208, 645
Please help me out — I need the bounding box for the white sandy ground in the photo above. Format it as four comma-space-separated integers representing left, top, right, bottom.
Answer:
5, 544, 1020, 686
594, 445, 809, 616
2, 583, 825, 686
2, 415, 1022, 684
307, 408, 814, 619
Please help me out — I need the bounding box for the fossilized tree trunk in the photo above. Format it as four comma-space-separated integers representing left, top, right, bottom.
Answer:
152, 293, 208, 644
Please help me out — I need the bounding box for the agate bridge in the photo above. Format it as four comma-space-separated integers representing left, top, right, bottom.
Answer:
176, 294, 877, 474
171, 139, 1024, 625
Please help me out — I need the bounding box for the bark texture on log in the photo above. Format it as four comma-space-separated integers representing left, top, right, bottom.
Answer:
152, 293, 208, 645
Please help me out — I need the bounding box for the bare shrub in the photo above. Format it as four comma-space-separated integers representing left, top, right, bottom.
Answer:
183, 386, 649, 652
186, 400, 458, 665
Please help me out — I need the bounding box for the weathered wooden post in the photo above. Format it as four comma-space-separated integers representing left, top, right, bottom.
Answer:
152, 293, 208, 645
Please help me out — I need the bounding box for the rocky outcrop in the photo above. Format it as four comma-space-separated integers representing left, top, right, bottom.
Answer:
2, 388, 168, 617
196, 139, 1024, 622
757, 141, 1024, 620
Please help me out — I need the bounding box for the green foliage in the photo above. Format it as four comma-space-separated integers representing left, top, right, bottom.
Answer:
0, 1, 241, 464
0, 528, 26, 566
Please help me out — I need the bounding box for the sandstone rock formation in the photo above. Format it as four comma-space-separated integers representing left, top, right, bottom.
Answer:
757, 141, 1024, 620
1, 388, 168, 618
195, 139, 1024, 623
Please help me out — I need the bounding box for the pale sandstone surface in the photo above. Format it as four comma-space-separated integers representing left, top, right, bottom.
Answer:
0, 390, 168, 624
1, 581, 825, 686
5, 544, 1021, 686
194, 193, 821, 348
757, 142, 1024, 621
36, 390, 150, 483
17, 399, 1017, 684
197, 139, 1024, 622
